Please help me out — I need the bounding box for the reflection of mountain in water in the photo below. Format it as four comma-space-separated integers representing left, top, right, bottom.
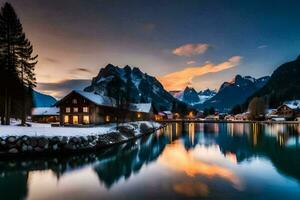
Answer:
0, 123, 299, 196
201, 123, 300, 183
93, 133, 169, 188
159, 123, 300, 183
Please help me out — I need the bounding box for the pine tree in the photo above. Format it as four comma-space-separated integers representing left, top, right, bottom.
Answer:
0, 2, 37, 125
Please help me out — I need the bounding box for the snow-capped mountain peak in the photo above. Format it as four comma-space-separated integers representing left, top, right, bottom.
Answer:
171, 87, 216, 106
84, 64, 188, 112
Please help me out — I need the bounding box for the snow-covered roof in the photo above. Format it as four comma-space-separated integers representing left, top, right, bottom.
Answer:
73, 90, 116, 107
129, 103, 152, 113
282, 100, 300, 110
162, 111, 172, 115
32, 107, 60, 116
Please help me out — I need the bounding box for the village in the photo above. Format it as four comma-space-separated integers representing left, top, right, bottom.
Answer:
31, 90, 300, 126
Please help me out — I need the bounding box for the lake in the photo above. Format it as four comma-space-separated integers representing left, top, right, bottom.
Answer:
0, 123, 300, 200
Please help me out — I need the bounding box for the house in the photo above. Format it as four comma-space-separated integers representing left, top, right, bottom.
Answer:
276, 100, 300, 120
205, 115, 219, 120
128, 103, 153, 121
156, 111, 173, 120
55, 90, 153, 126
218, 113, 227, 120
265, 109, 278, 120
234, 112, 250, 121
224, 115, 235, 121
31, 107, 60, 123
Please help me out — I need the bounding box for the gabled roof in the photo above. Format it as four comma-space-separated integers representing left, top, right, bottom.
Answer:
74, 90, 116, 107
283, 100, 300, 110
56, 90, 116, 107
32, 107, 60, 116
129, 103, 152, 113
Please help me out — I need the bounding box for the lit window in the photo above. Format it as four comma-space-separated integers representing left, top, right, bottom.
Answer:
73, 107, 78, 113
83, 115, 90, 124
66, 107, 71, 113
83, 107, 88, 112
73, 115, 78, 124
64, 115, 69, 123
105, 115, 110, 122
137, 113, 141, 118
73, 99, 77, 104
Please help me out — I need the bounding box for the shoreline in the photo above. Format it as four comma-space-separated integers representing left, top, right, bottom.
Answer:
156, 120, 300, 124
0, 121, 165, 158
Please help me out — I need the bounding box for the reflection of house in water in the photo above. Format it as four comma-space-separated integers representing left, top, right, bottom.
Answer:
93, 133, 168, 188
0, 172, 28, 199
226, 123, 251, 136
203, 123, 219, 134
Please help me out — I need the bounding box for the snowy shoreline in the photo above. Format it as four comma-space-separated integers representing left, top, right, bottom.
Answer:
0, 121, 163, 156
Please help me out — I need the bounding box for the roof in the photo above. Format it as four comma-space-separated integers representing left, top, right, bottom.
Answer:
129, 103, 152, 113
57, 90, 153, 113
162, 111, 172, 115
57, 90, 116, 107
32, 107, 60, 116
283, 100, 300, 110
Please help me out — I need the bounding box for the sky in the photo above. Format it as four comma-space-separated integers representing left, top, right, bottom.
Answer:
2, 0, 300, 98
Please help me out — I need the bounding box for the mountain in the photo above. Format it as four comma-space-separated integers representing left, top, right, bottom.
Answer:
172, 87, 216, 105
32, 90, 57, 107
198, 89, 217, 104
84, 64, 190, 113
195, 75, 270, 112
245, 56, 300, 109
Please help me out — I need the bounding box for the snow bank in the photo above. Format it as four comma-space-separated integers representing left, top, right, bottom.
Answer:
0, 121, 161, 138
0, 121, 163, 156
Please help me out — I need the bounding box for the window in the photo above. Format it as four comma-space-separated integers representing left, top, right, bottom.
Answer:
137, 113, 141, 119
83, 115, 90, 124
66, 107, 71, 113
64, 115, 69, 123
73, 115, 79, 124
73, 107, 78, 113
105, 115, 110, 122
73, 99, 77, 104
83, 107, 88, 113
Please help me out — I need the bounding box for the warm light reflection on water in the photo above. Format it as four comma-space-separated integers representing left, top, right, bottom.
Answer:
0, 123, 300, 199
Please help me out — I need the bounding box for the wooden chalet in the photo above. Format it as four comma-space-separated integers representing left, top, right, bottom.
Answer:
31, 107, 60, 123
276, 100, 300, 120
55, 90, 153, 126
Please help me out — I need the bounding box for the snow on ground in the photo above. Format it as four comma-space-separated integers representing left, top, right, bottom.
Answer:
0, 121, 161, 138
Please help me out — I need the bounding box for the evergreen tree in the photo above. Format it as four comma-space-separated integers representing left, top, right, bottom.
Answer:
0, 2, 37, 125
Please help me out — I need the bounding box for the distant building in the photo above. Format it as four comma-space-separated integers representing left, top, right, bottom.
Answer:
276, 100, 300, 120
156, 111, 173, 120
205, 115, 219, 120
234, 112, 250, 121
265, 109, 278, 120
31, 107, 60, 123
55, 90, 153, 126
224, 115, 235, 121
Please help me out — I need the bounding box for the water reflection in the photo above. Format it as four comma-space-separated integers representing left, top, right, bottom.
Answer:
0, 123, 299, 199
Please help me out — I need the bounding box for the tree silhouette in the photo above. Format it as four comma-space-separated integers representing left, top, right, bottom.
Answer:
0, 2, 37, 125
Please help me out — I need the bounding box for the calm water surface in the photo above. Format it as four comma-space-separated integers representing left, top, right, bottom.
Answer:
1, 123, 300, 200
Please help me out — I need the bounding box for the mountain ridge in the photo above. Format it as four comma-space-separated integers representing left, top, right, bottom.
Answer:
195, 74, 270, 112
84, 64, 191, 113
244, 56, 300, 109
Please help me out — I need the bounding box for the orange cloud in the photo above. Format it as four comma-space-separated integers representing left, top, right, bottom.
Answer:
158, 56, 242, 91
172, 43, 210, 57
